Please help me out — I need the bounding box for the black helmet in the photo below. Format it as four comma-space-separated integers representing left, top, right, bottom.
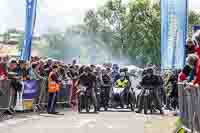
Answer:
124, 68, 128, 72
84, 66, 91, 73
120, 68, 127, 72
119, 68, 124, 73
146, 68, 153, 75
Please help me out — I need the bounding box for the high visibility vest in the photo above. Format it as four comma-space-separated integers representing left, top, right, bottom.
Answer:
116, 79, 128, 88
48, 72, 59, 93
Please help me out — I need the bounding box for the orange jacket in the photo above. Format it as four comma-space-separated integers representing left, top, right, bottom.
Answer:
48, 72, 59, 93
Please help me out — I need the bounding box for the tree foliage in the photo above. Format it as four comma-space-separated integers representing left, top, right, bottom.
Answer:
14, 0, 200, 66
188, 11, 200, 37
83, 0, 161, 65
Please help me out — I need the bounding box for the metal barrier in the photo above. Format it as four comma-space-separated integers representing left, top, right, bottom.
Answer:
0, 79, 72, 113
178, 83, 200, 133
32, 79, 72, 112
0, 80, 15, 113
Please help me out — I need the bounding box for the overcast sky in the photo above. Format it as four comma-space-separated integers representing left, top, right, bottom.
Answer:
0, 0, 200, 34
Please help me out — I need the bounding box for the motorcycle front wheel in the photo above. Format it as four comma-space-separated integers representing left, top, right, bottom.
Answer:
78, 94, 84, 113
144, 96, 148, 114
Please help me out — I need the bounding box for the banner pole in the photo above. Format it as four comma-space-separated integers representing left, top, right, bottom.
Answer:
20, 0, 37, 61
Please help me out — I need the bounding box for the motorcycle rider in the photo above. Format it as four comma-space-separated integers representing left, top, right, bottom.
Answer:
114, 72, 129, 108
100, 69, 112, 109
115, 72, 128, 88
123, 68, 131, 85
79, 66, 98, 112
122, 68, 134, 106
136, 68, 164, 114
136, 68, 148, 108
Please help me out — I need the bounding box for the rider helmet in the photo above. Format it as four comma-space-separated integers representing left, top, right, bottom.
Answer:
124, 68, 128, 72
84, 66, 91, 73
120, 72, 126, 77
120, 68, 125, 73
146, 67, 153, 75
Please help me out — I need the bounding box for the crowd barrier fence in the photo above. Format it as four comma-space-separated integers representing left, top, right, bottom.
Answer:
0, 79, 72, 113
0, 80, 14, 113
178, 83, 200, 133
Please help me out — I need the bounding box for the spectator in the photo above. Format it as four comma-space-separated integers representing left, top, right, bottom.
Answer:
185, 38, 196, 57
18, 60, 30, 80
178, 54, 197, 82
8, 59, 18, 78
37, 60, 45, 77
193, 60, 200, 86
193, 31, 200, 57
8, 58, 22, 108
31, 62, 44, 80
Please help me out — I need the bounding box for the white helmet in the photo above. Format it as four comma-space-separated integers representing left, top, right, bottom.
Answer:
120, 72, 125, 77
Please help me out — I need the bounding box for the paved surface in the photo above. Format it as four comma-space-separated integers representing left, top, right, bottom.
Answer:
0, 109, 177, 133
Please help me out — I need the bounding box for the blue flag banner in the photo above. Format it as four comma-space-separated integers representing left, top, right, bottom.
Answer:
161, 0, 188, 70
20, 0, 37, 61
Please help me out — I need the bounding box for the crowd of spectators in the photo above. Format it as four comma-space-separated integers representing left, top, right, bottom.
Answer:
0, 56, 80, 81
0, 56, 84, 107
0, 56, 115, 108
179, 31, 200, 86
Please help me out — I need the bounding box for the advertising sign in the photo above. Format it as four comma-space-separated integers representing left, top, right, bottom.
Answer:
23, 80, 38, 99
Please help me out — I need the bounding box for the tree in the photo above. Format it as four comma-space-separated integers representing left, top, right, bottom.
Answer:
14, 0, 200, 66
82, 0, 200, 66
188, 11, 200, 37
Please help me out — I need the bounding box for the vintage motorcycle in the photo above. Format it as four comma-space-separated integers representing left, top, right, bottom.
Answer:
111, 86, 135, 111
78, 86, 97, 113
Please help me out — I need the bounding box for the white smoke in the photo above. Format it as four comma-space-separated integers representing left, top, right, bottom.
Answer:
0, 0, 200, 34
0, 0, 110, 34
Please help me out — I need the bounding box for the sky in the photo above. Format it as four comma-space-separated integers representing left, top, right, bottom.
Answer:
0, 0, 200, 34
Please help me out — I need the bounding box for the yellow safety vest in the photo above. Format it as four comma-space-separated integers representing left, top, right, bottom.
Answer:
116, 79, 128, 88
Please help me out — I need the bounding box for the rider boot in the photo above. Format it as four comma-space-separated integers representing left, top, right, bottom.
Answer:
136, 94, 144, 113
152, 90, 164, 115
120, 92, 125, 108
91, 88, 98, 112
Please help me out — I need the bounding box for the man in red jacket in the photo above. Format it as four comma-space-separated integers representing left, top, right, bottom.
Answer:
193, 56, 200, 86
191, 31, 200, 86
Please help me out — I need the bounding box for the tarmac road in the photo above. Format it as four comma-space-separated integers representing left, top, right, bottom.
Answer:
0, 109, 177, 133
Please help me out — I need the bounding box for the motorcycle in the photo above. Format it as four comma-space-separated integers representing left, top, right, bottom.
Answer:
111, 85, 135, 111
78, 86, 97, 113
96, 87, 102, 111
111, 87, 124, 108
125, 88, 136, 111
78, 86, 86, 113
142, 87, 154, 114
97, 87, 110, 111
